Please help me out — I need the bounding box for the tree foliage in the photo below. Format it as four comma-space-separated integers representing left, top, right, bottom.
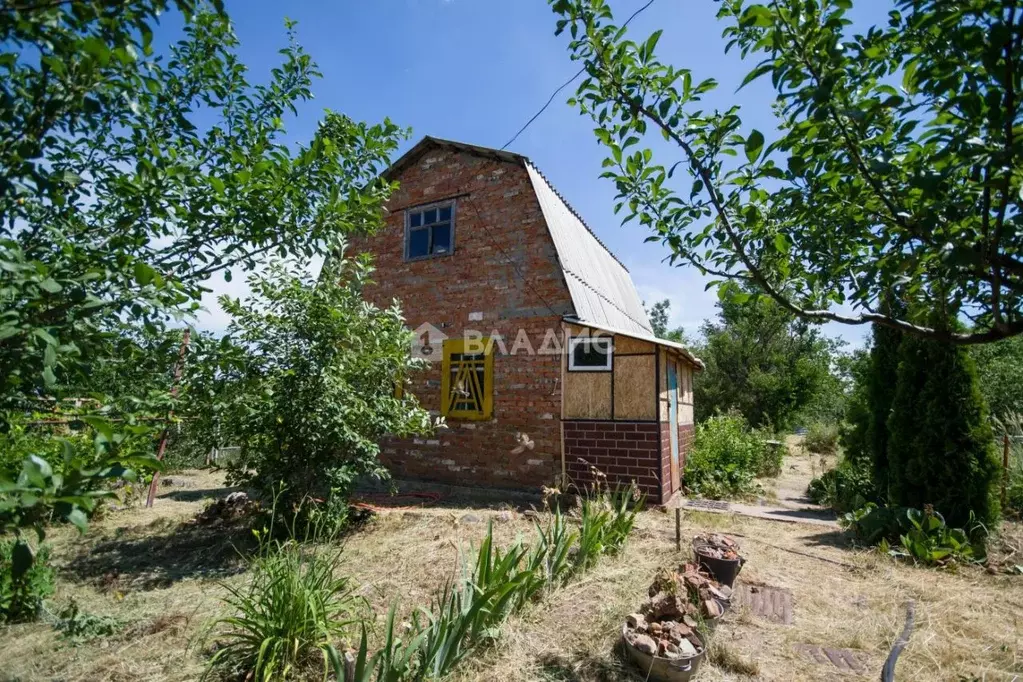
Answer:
185, 257, 434, 510
644, 298, 686, 342
971, 334, 1023, 419
866, 300, 905, 497
0, 0, 406, 589
693, 285, 837, 430
551, 0, 1023, 344
887, 318, 1001, 527
0, 2, 403, 419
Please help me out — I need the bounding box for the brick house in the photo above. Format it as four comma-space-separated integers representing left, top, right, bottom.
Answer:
348, 137, 702, 504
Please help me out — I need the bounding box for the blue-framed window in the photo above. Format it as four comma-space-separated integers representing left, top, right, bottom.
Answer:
405, 201, 455, 260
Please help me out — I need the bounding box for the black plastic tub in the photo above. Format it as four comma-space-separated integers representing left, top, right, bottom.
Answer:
693, 544, 744, 588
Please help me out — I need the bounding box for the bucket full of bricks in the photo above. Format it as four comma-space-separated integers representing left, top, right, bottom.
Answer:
692, 532, 745, 587
620, 562, 732, 681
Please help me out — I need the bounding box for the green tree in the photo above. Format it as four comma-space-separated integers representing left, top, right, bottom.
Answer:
971, 335, 1023, 419
644, 298, 686, 342
0, 1, 404, 586
693, 285, 836, 431
186, 255, 434, 512
551, 0, 1023, 344
887, 319, 1001, 527
838, 348, 872, 467
866, 299, 905, 498
1, 3, 403, 421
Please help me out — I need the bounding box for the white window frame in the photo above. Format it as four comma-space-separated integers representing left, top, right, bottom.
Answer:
567, 336, 613, 372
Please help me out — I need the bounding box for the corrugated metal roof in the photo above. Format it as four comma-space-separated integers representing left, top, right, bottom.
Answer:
380, 136, 702, 361
525, 162, 653, 337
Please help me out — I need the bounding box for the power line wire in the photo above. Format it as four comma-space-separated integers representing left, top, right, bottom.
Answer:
500, 0, 658, 151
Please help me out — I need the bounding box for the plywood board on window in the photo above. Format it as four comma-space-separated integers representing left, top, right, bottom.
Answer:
614, 355, 656, 420
564, 371, 612, 419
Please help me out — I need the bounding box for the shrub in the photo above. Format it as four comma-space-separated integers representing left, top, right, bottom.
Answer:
840, 503, 984, 566
807, 459, 875, 513
804, 422, 839, 455
55, 599, 123, 641
866, 303, 905, 498
0, 540, 54, 623
188, 258, 434, 514
887, 320, 1001, 527
686, 414, 768, 498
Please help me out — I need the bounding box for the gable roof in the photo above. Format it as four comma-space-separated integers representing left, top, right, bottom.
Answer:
382, 136, 675, 342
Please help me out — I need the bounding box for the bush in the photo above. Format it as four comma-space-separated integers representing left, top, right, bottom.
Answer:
804, 422, 839, 455
0, 540, 54, 623
840, 503, 983, 566
188, 258, 434, 514
807, 460, 875, 513
887, 320, 1001, 527
687, 414, 771, 498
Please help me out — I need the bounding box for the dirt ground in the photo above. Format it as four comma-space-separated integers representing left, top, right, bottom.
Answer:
1, 463, 1021, 682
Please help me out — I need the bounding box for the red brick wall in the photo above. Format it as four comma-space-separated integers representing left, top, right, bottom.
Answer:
659, 422, 673, 502
563, 421, 664, 502
679, 423, 695, 471
347, 145, 575, 491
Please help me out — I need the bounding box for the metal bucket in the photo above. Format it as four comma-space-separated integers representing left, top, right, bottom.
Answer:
693, 543, 744, 588
621, 623, 707, 682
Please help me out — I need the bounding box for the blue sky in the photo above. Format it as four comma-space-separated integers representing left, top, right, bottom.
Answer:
189, 0, 873, 349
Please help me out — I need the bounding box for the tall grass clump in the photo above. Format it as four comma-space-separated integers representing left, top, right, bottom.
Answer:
339, 481, 643, 682
205, 494, 361, 682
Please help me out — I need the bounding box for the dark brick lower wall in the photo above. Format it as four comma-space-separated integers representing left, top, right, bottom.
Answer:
563, 420, 663, 503
679, 423, 695, 472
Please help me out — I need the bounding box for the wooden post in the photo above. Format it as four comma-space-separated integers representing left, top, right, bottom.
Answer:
675, 507, 681, 552
145, 328, 192, 508
1002, 433, 1010, 509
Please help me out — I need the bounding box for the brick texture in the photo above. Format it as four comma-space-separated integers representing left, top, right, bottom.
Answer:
347, 144, 575, 491
564, 420, 664, 502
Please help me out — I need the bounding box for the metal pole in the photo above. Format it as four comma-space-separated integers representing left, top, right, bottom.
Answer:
146, 328, 192, 508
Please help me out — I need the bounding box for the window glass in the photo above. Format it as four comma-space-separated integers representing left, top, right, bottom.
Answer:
406, 202, 455, 260
432, 223, 451, 253
408, 228, 429, 259
570, 337, 612, 370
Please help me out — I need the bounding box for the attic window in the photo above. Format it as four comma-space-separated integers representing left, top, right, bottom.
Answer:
568, 336, 613, 372
405, 202, 454, 260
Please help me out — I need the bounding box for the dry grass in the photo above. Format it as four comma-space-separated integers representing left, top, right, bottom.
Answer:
1, 469, 1021, 681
